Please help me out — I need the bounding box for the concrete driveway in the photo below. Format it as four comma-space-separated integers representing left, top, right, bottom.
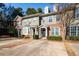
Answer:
0, 39, 68, 56
67, 42, 79, 56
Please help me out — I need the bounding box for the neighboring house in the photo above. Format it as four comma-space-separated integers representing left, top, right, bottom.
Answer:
21, 13, 40, 38
14, 15, 22, 37
14, 13, 41, 38
14, 4, 79, 39
67, 4, 79, 37
69, 5, 79, 36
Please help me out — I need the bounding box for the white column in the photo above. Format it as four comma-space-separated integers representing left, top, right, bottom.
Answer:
46, 27, 47, 37
35, 28, 38, 35
18, 30, 20, 37
39, 28, 41, 38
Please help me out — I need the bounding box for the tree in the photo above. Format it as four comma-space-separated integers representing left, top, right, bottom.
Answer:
60, 4, 76, 40
7, 7, 23, 36
26, 8, 37, 15
37, 8, 42, 13
0, 3, 7, 27
0, 3, 5, 20
0, 4, 24, 36
11, 7, 23, 19
0, 3, 5, 8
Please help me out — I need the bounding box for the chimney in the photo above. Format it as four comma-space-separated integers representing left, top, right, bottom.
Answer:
44, 6, 49, 14
53, 4, 58, 12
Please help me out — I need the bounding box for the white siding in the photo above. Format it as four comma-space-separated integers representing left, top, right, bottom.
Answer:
41, 15, 56, 26
21, 16, 39, 36
21, 27, 29, 35
22, 17, 39, 27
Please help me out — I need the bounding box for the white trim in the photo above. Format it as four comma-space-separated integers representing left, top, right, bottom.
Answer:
51, 27, 60, 36
59, 27, 60, 36
76, 26, 78, 36
40, 27, 47, 37
69, 26, 79, 36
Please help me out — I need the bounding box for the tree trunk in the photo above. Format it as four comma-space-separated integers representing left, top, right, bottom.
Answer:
63, 26, 66, 41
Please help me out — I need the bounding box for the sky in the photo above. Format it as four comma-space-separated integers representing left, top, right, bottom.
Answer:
5, 3, 53, 13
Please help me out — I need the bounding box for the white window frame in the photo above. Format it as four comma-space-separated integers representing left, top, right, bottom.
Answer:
56, 15, 61, 21
48, 16, 52, 22
51, 27, 60, 36
69, 26, 79, 36
75, 8, 79, 19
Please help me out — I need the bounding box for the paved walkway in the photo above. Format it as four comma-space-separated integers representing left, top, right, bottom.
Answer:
0, 39, 68, 56
67, 41, 79, 56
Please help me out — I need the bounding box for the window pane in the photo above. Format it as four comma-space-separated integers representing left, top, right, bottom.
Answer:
77, 26, 79, 36
56, 15, 60, 21
48, 16, 52, 22
55, 28, 59, 35
52, 28, 59, 36
70, 26, 76, 36
52, 28, 54, 35
75, 8, 79, 18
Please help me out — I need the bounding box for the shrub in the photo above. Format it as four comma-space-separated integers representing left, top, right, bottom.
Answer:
8, 27, 18, 37
47, 36, 62, 41
33, 35, 39, 39
66, 36, 79, 41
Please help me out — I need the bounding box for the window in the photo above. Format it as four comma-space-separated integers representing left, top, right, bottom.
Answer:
70, 26, 79, 36
52, 28, 59, 36
56, 15, 60, 21
75, 8, 79, 18
48, 16, 52, 22
70, 26, 76, 36
77, 26, 79, 35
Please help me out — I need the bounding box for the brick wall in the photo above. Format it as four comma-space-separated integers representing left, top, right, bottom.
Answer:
48, 22, 65, 39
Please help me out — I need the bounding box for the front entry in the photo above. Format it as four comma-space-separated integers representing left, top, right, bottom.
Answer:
41, 28, 46, 37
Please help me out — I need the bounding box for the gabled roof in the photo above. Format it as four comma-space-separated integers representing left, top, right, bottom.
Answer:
41, 12, 61, 17
22, 12, 61, 19
13, 15, 20, 21
13, 15, 22, 22
22, 13, 41, 19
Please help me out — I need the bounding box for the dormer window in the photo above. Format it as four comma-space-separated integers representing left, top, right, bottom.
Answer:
48, 16, 52, 22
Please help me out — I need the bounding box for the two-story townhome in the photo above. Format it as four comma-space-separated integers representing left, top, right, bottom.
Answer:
14, 12, 64, 39
14, 13, 41, 38
14, 3, 79, 40
21, 13, 40, 38
39, 13, 63, 39
69, 4, 79, 37
57, 3, 79, 39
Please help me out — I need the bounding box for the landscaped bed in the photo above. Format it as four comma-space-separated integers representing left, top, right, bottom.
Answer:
66, 36, 79, 41
47, 36, 62, 41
